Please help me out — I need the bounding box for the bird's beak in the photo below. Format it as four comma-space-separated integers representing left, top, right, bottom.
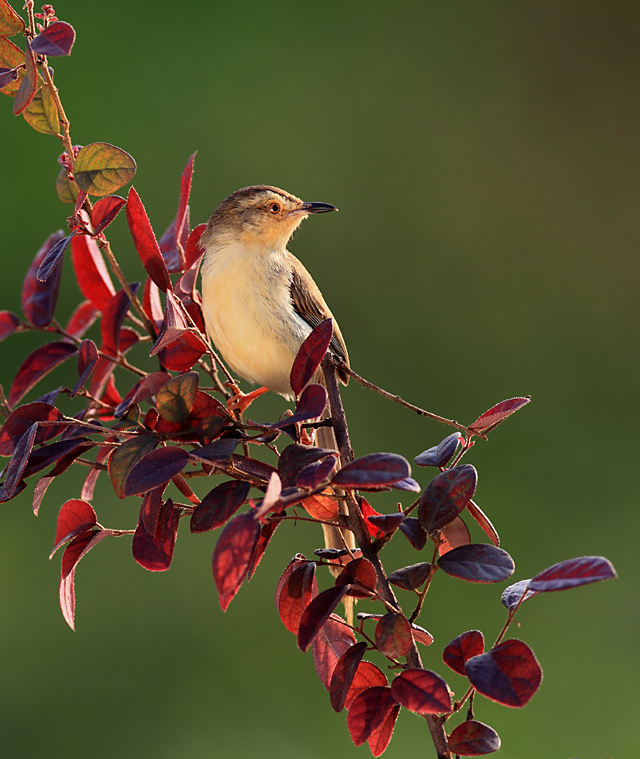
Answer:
298, 201, 338, 214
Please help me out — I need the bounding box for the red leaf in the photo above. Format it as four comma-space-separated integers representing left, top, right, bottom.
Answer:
439, 515, 471, 555
411, 623, 434, 647
157, 329, 208, 371
375, 613, 412, 658
184, 223, 206, 268
59, 529, 111, 630
132, 499, 178, 571
50, 499, 97, 557
312, 614, 356, 689
333, 452, 410, 490
360, 497, 384, 538
101, 285, 140, 356
368, 702, 400, 757
212, 510, 260, 611
31, 21, 75, 56
298, 585, 351, 652
347, 686, 396, 746
71, 339, 98, 397
91, 194, 126, 236
22, 231, 65, 326
123, 446, 189, 497
290, 318, 333, 397
448, 720, 501, 756
467, 500, 500, 546
390, 668, 452, 714
167, 152, 196, 272
336, 557, 377, 598
143, 276, 164, 332
126, 187, 171, 292
296, 454, 338, 489
71, 234, 116, 311
529, 555, 617, 592
0, 402, 63, 455
465, 639, 542, 708
276, 560, 317, 634
9, 341, 77, 407
65, 300, 98, 338
418, 464, 477, 533
247, 517, 280, 579
22, 439, 94, 482
230, 454, 279, 484
156, 371, 199, 423
387, 562, 432, 592
398, 517, 428, 551
300, 493, 340, 521
190, 480, 251, 533
271, 383, 327, 428
330, 641, 368, 711
114, 370, 171, 419
438, 544, 515, 583
0, 310, 19, 342
3, 422, 37, 496
108, 435, 157, 498
344, 661, 388, 709
469, 397, 530, 434
443, 630, 485, 676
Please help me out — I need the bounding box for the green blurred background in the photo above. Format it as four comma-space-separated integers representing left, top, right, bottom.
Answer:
0, 1, 636, 756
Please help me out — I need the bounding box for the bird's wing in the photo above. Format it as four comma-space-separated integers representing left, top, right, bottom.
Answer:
289, 258, 350, 383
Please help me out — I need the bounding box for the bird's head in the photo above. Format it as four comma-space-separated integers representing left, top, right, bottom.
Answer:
203, 185, 337, 250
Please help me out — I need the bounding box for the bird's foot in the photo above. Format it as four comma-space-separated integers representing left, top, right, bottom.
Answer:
225, 382, 269, 417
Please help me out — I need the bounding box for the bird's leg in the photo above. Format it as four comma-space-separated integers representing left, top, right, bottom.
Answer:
224, 380, 269, 417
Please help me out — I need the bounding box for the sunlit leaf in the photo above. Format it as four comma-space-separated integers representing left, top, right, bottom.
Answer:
212, 510, 260, 611
375, 613, 412, 658
448, 720, 501, 756
23, 80, 60, 135
298, 585, 351, 652
333, 452, 411, 490
108, 435, 157, 499
276, 559, 317, 634
438, 544, 515, 583
313, 613, 356, 689
290, 318, 333, 397
0, 0, 24, 37
190, 480, 250, 533
418, 464, 477, 533
443, 630, 485, 676
156, 371, 199, 423
347, 686, 396, 747
0, 37, 23, 96
469, 397, 530, 435
126, 186, 171, 291
91, 195, 126, 235
329, 641, 368, 711
529, 555, 617, 592
71, 234, 116, 311
50, 499, 97, 557
391, 668, 452, 714
74, 142, 136, 197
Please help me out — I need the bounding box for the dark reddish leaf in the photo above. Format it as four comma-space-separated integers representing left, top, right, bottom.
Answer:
411, 623, 434, 647
443, 630, 485, 676
290, 318, 333, 397
50, 499, 97, 557
333, 452, 411, 490
143, 276, 164, 332
74, 143, 137, 197
415, 431, 462, 468
157, 329, 208, 371
296, 454, 338, 489
398, 517, 428, 551
9, 341, 77, 407
22, 231, 65, 326
254, 471, 283, 517
114, 370, 171, 419
189, 437, 239, 464
156, 371, 199, 423
375, 613, 412, 658
388, 562, 431, 592
418, 464, 477, 534
159, 152, 195, 273
391, 669, 451, 714
247, 517, 280, 579
190, 480, 250, 533
71, 234, 116, 311
392, 476, 421, 492
0, 0, 24, 36
0, 310, 19, 342
313, 613, 356, 689
529, 555, 617, 592
0, 402, 63, 455
440, 515, 471, 555
12, 39, 35, 115
344, 661, 388, 709
330, 641, 368, 711
367, 512, 405, 534
91, 194, 126, 236
139, 487, 163, 535
279, 442, 335, 486
501, 580, 538, 610
31, 21, 75, 56
298, 585, 351, 652
469, 397, 530, 434
336, 557, 377, 598
36, 231, 75, 282
22, 438, 94, 481
230, 454, 279, 484
123, 446, 189, 497
3, 422, 37, 496
467, 500, 500, 546
368, 702, 400, 757
126, 186, 171, 291
59, 529, 111, 629
347, 686, 396, 746
212, 510, 260, 611
101, 284, 140, 356
65, 301, 98, 338
71, 339, 98, 397
438, 544, 515, 583
301, 493, 340, 520
275, 554, 307, 608
276, 560, 318, 634
448, 720, 501, 756
465, 639, 542, 708
132, 499, 178, 571
0, 479, 26, 502
108, 435, 157, 498
184, 223, 206, 268
271, 384, 327, 428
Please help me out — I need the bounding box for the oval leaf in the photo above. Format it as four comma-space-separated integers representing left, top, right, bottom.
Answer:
0, 402, 63, 455
330, 641, 368, 712
469, 397, 530, 434
347, 686, 396, 747
22, 230, 66, 327
312, 613, 357, 689
375, 613, 412, 659
108, 435, 157, 499
448, 720, 501, 756
443, 630, 485, 676
50, 499, 97, 557
344, 661, 388, 710
212, 510, 260, 611
368, 702, 400, 757
438, 544, 515, 583
132, 499, 178, 571
415, 432, 462, 468
276, 560, 318, 634
31, 21, 75, 56
298, 585, 351, 652
336, 557, 377, 598
0, 0, 25, 36
529, 555, 617, 592
156, 371, 199, 423
333, 452, 410, 489
91, 194, 126, 235
123, 446, 189, 497
190, 479, 251, 533
388, 562, 431, 592
418, 464, 477, 533
390, 668, 452, 714
74, 142, 137, 197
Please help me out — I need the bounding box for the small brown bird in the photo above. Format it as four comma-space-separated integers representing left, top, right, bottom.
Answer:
200, 185, 353, 554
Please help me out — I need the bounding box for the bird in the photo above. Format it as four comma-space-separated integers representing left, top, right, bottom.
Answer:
199, 185, 355, 558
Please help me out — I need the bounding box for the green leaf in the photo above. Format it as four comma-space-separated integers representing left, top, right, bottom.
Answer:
156, 371, 199, 423
56, 168, 78, 204
108, 435, 157, 499
0, 0, 25, 37
74, 142, 137, 197
23, 78, 60, 135
0, 37, 23, 97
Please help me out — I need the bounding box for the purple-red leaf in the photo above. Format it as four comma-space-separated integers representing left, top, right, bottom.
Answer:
415, 431, 462, 468
448, 720, 501, 756
71, 234, 116, 311
438, 544, 515, 583
469, 397, 530, 434
65, 301, 98, 339
388, 562, 431, 592
9, 341, 77, 407
276, 559, 317, 634
71, 339, 98, 397
31, 21, 75, 56
123, 446, 189, 497
212, 510, 260, 611
501, 580, 538, 610
156, 371, 199, 423
0, 402, 63, 455
443, 630, 485, 676
313, 614, 356, 689
108, 435, 157, 499
126, 187, 171, 292
330, 641, 368, 711
158, 152, 196, 273
390, 668, 452, 714
91, 195, 126, 236
271, 383, 327, 428
344, 661, 388, 709
36, 232, 74, 282
50, 499, 97, 557
529, 555, 617, 592
398, 517, 428, 551
375, 612, 412, 658
467, 500, 500, 546
418, 464, 477, 533
60, 529, 111, 630
22, 231, 65, 326
290, 318, 333, 397
184, 223, 206, 268
296, 453, 338, 489
132, 499, 178, 571
114, 370, 171, 419
465, 639, 542, 708
3, 422, 37, 497
298, 584, 351, 652
347, 686, 396, 746
12, 39, 35, 115
0, 310, 19, 342
367, 512, 405, 534
100, 284, 139, 356
333, 452, 411, 490
190, 480, 250, 533
336, 557, 377, 598
368, 702, 400, 757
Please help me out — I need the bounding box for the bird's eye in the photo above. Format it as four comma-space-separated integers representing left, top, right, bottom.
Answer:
268, 203, 281, 214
